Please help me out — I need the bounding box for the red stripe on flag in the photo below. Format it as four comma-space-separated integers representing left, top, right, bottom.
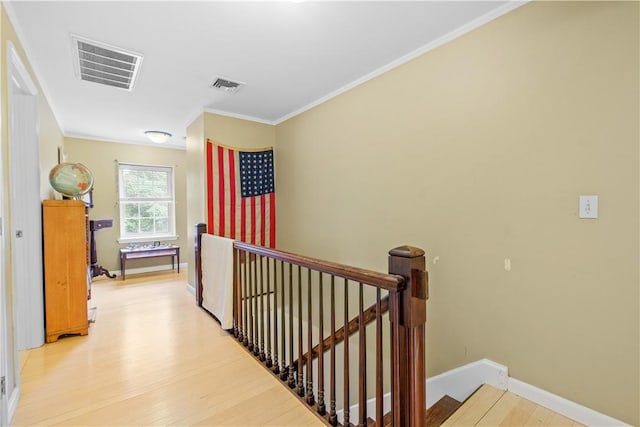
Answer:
206, 142, 214, 234
207, 144, 276, 246
269, 192, 276, 248
241, 197, 247, 243
228, 149, 236, 239
260, 194, 266, 246
250, 197, 256, 245
217, 145, 226, 237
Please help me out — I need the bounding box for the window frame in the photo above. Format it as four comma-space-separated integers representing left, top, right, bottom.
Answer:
117, 162, 177, 243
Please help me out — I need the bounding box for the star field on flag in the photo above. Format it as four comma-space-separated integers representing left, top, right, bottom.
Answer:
239, 150, 275, 198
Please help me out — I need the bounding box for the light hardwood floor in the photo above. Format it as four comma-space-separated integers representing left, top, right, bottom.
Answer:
12, 271, 585, 427
442, 385, 584, 427
12, 271, 324, 426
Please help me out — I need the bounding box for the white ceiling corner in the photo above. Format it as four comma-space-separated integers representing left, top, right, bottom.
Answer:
4, 1, 525, 148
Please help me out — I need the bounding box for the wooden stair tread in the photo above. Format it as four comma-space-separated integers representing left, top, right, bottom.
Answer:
441, 385, 585, 427
426, 395, 463, 426
375, 394, 462, 426
442, 385, 504, 426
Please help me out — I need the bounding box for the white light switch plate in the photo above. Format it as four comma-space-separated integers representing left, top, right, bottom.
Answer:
579, 195, 598, 219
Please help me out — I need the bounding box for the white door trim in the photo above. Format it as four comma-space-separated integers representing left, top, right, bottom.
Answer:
5, 41, 41, 422
0, 84, 6, 427
8, 40, 42, 345
8, 43, 37, 95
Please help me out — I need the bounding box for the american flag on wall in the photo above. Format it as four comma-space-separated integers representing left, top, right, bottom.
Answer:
206, 140, 276, 248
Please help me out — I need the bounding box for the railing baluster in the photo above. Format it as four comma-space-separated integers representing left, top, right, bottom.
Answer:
243, 251, 249, 346
232, 248, 238, 338
234, 249, 240, 339
253, 255, 259, 356
343, 278, 350, 427
273, 258, 279, 374
280, 261, 288, 380
390, 289, 400, 427
238, 250, 243, 341
248, 253, 254, 350
266, 257, 272, 367
329, 275, 337, 426
376, 288, 383, 425
296, 266, 304, 397
306, 268, 315, 405
317, 272, 325, 415
259, 255, 265, 361
358, 282, 367, 427
288, 263, 296, 388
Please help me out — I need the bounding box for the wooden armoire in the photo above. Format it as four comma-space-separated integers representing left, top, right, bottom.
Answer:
42, 200, 89, 343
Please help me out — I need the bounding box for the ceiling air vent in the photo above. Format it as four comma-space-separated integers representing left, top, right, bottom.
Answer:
71, 35, 142, 91
210, 77, 244, 93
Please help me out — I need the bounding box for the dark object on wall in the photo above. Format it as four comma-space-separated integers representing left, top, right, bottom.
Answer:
89, 219, 115, 279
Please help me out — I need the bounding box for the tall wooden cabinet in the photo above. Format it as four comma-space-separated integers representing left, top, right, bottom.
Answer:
43, 200, 89, 343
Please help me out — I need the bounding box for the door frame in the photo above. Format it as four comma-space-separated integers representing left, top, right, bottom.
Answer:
4, 41, 41, 421
8, 41, 42, 349
0, 142, 6, 427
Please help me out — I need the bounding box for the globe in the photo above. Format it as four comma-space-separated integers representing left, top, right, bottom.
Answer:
49, 162, 94, 197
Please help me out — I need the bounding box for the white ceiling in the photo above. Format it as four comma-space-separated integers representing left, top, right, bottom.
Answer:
4, 1, 522, 149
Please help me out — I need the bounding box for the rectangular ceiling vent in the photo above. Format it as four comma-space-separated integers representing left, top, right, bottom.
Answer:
211, 77, 244, 93
71, 35, 143, 91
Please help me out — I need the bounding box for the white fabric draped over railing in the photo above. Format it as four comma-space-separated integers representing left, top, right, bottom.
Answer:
201, 234, 235, 329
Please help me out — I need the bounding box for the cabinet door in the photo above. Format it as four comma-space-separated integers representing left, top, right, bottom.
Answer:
43, 202, 88, 336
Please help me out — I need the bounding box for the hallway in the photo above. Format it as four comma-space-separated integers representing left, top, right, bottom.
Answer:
12, 271, 324, 426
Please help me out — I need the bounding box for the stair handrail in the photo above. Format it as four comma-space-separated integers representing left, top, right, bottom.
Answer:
194, 224, 428, 427
233, 241, 405, 292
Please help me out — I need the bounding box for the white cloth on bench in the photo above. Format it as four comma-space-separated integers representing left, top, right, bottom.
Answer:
201, 234, 234, 330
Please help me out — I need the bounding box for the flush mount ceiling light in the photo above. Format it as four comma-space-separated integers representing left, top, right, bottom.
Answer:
144, 130, 172, 144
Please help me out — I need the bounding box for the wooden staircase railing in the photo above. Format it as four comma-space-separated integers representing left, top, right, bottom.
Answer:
294, 295, 389, 369
195, 224, 429, 426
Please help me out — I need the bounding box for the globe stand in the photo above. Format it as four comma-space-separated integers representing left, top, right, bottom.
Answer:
90, 219, 116, 280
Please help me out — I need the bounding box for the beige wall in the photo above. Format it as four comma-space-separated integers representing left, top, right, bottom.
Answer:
275, 2, 638, 424
186, 114, 205, 287
1, 8, 63, 201
0, 3, 64, 394
1, 11, 64, 301
185, 112, 276, 287
64, 137, 188, 274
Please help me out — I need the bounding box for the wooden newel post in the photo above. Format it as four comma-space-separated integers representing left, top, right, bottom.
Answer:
389, 245, 428, 427
194, 223, 207, 307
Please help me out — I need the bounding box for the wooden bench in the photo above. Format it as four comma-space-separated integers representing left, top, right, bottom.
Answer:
119, 245, 180, 280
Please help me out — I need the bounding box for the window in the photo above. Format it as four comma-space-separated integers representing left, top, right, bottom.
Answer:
118, 163, 176, 242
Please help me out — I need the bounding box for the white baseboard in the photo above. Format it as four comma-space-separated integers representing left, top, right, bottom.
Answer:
426, 358, 508, 407
340, 359, 629, 426
8, 385, 21, 425
426, 359, 629, 427
111, 262, 187, 278
508, 377, 629, 427
186, 283, 195, 296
